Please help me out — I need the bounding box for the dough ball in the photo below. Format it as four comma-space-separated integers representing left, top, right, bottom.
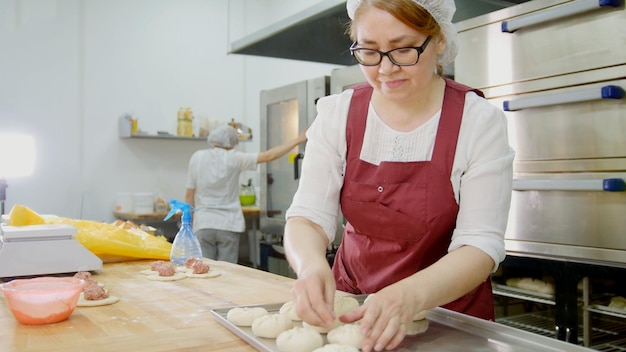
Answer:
299, 295, 359, 333
276, 327, 323, 352
302, 319, 341, 334
334, 296, 359, 316
517, 278, 555, 295
609, 296, 626, 310
327, 324, 364, 349
313, 344, 360, 352
505, 278, 520, 287
279, 300, 302, 321
406, 319, 429, 336
412, 309, 429, 321
226, 307, 268, 327
251, 313, 294, 338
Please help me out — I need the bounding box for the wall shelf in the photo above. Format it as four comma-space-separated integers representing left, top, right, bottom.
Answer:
120, 133, 206, 141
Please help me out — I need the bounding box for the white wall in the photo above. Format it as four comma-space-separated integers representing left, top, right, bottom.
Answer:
0, 0, 343, 221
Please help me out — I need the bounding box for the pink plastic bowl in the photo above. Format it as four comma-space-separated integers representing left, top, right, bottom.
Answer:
0, 277, 85, 325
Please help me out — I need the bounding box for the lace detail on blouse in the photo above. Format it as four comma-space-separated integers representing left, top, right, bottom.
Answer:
360, 104, 441, 165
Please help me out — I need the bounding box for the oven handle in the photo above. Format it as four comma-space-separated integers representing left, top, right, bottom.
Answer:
503, 84, 624, 111
293, 153, 303, 180
513, 178, 626, 192
501, 0, 621, 33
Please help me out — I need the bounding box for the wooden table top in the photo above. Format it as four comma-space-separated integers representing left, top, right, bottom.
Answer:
0, 260, 295, 352
113, 206, 262, 222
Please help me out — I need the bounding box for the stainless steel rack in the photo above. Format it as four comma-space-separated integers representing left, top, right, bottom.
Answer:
493, 275, 626, 351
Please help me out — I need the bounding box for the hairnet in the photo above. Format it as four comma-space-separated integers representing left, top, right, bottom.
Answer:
346, 0, 458, 66
207, 125, 239, 149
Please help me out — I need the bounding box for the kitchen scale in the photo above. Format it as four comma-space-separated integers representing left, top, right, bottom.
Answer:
0, 223, 102, 278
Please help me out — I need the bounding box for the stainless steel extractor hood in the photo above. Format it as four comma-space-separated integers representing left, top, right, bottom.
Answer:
229, 0, 532, 65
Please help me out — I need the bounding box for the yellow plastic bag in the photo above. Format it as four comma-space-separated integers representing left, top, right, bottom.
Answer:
47, 217, 171, 260
7, 204, 171, 261
7, 204, 45, 226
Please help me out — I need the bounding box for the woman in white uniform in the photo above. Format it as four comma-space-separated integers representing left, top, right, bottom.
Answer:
185, 125, 306, 263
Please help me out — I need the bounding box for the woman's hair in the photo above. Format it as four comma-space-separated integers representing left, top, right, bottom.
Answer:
347, 0, 444, 74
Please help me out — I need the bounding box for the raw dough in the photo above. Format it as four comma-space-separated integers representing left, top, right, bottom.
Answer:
146, 272, 187, 281
276, 327, 323, 352
77, 293, 120, 307
412, 309, 429, 321
302, 320, 341, 334
226, 307, 269, 327
313, 344, 359, 352
508, 277, 555, 295
406, 319, 429, 336
186, 270, 221, 279
334, 296, 359, 316
279, 300, 301, 321
302, 295, 359, 333
609, 296, 626, 310
251, 313, 294, 338
327, 324, 364, 349
139, 269, 159, 276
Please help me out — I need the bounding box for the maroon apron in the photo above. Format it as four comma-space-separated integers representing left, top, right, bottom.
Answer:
332, 78, 495, 320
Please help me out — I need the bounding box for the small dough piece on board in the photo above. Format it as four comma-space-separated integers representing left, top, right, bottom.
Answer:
227, 307, 269, 327
251, 313, 294, 338
186, 270, 221, 279
139, 269, 159, 276
77, 293, 120, 307
146, 272, 187, 281
327, 324, 364, 349
276, 327, 324, 352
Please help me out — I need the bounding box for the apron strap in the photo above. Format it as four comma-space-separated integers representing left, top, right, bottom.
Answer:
345, 83, 373, 162
433, 78, 485, 176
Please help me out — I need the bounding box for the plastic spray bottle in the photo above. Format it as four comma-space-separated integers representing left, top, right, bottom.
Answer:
164, 199, 203, 266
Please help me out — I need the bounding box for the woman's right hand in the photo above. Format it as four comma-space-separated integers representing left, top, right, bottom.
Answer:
291, 261, 337, 329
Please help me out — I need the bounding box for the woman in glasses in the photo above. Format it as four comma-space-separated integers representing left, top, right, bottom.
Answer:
283, 0, 515, 350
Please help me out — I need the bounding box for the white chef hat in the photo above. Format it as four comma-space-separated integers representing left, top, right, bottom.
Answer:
207, 125, 239, 149
346, 0, 458, 66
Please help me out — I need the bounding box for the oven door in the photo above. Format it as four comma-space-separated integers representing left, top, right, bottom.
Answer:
259, 77, 329, 236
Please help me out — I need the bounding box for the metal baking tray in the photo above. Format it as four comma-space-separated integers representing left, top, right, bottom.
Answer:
210, 294, 594, 351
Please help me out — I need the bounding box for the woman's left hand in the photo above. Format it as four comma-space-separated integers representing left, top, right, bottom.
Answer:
339, 284, 417, 352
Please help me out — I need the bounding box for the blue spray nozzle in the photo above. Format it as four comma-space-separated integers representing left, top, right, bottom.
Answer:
164, 199, 194, 222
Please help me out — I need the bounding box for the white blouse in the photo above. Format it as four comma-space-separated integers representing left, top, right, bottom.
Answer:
286, 88, 515, 271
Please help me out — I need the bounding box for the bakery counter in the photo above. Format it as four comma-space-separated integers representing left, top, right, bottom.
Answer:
0, 259, 595, 352
0, 260, 294, 352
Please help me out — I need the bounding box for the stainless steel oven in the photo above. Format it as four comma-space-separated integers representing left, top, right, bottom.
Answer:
258, 76, 329, 236
455, 0, 626, 268
455, 0, 626, 346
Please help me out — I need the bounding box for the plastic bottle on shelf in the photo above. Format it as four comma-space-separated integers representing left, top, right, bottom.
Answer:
164, 199, 202, 266
176, 107, 185, 136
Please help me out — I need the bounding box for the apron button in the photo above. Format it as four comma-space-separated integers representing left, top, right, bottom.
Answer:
377, 186, 383, 192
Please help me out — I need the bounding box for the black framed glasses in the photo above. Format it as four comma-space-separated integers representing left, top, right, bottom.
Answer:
350, 36, 432, 66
